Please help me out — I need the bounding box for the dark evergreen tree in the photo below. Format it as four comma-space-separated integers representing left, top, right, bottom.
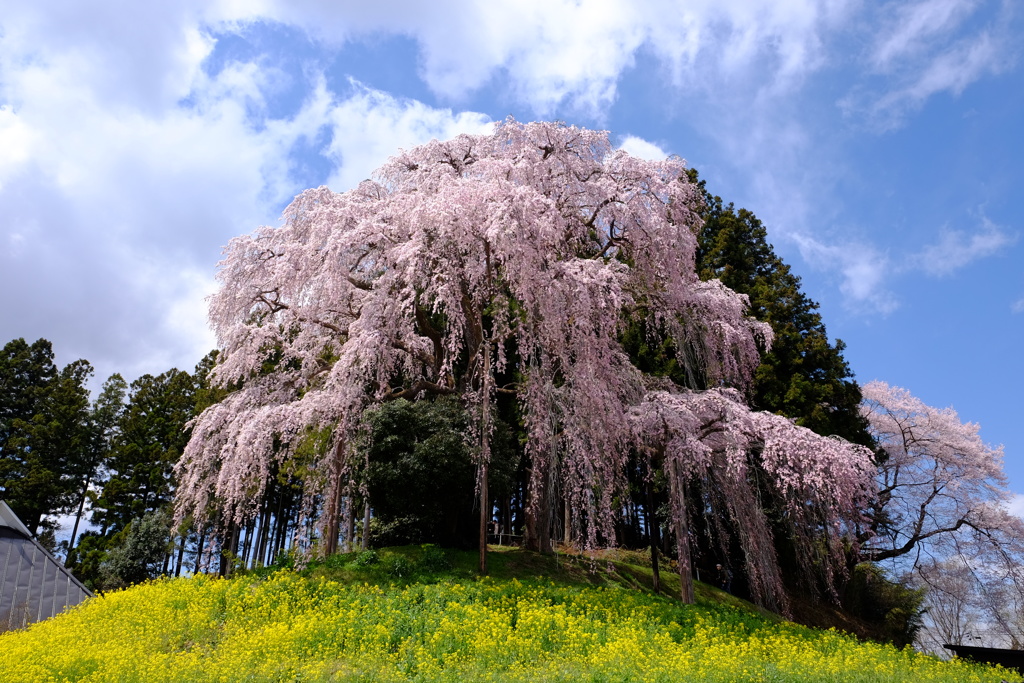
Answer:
0, 338, 94, 535
71, 355, 219, 586
92, 368, 197, 535
192, 350, 225, 415
353, 396, 520, 550
1, 338, 58, 533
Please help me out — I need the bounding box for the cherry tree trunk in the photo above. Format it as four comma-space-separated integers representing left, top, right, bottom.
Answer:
479, 461, 489, 574
669, 460, 695, 604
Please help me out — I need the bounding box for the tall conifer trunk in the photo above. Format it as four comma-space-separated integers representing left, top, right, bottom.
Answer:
361, 500, 371, 550
194, 526, 206, 574
68, 475, 90, 553
524, 457, 552, 553
174, 533, 185, 577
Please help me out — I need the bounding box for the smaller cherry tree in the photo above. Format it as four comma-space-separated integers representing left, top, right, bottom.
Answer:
861, 381, 1024, 646
914, 555, 1024, 652
860, 380, 1024, 565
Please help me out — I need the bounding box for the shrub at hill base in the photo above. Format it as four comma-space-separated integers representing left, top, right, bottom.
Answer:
842, 564, 926, 649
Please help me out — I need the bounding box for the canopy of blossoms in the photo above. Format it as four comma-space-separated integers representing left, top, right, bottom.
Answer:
176, 120, 874, 610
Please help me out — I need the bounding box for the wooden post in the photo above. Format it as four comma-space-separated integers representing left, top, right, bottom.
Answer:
478, 320, 491, 575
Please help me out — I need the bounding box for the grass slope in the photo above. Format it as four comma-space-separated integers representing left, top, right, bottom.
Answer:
0, 545, 1017, 683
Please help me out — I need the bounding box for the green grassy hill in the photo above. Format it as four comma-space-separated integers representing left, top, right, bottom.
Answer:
0, 545, 1017, 683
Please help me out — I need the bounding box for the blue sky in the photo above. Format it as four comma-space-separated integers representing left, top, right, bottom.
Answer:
2, 1, 1022, 501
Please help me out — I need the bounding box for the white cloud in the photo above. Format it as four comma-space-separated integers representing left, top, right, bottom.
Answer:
322, 82, 494, 192
0, 4, 495, 384
913, 219, 1016, 276
247, 0, 856, 114
0, 2, 218, 113
618, 135, 669, 161
1007, 493, 1024, 519
0, 106, 35, 189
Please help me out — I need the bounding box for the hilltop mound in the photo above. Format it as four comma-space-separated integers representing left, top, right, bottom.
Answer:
0, 546, 1015, 683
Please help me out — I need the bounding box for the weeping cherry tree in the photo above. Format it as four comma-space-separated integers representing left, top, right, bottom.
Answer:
175, 120, 873, 610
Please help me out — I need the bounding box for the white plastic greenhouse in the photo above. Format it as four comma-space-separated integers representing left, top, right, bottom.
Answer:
1, 500, 92, 630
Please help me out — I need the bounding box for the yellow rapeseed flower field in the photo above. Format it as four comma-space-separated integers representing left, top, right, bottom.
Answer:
0, 571, 1017, 682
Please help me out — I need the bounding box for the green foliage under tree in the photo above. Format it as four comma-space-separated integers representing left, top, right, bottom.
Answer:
360, 398, 519, 549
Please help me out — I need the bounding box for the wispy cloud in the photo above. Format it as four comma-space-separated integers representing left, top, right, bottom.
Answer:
912, 218, 1016, 276
870, 32, 1006, 125
791, 234, 900, 314
844, 0, 1016, 130
870, 0, 981, 70
785, 216, 1015, 314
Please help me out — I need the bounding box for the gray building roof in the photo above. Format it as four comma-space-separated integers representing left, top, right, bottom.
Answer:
1, 500, 93, 630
